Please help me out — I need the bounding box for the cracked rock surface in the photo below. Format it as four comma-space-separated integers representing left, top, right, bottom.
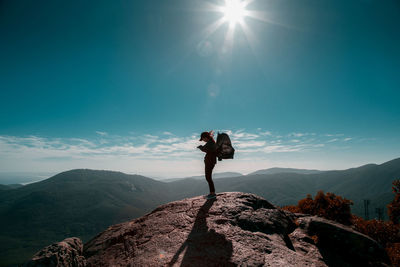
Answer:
81, 192, 390, 267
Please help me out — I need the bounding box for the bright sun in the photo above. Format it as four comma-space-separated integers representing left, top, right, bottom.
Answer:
221, 0, 247, 26
202, 0, 266, 50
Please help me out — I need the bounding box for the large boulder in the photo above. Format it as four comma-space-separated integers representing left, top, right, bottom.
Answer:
23, 237, 86, 267
292, 216, 390, 267
82, 192, 390, 266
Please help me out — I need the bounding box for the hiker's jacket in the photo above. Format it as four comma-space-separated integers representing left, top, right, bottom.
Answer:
199, 139, 217, 165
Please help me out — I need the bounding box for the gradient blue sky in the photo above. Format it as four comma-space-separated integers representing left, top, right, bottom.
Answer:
0, 0, 399, 178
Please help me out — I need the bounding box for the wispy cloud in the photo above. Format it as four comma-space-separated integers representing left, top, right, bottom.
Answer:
0, 130, 357, 159
231, 130, 259, 140
258, 130, 272, 136
0, 129, 363, 177
289, 132, 306, 137
235, 140, 266, 149
324, 133, 345, 137
95, 131, 108, 136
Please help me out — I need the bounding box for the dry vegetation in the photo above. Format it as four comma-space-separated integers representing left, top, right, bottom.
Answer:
282, 180, 400, 266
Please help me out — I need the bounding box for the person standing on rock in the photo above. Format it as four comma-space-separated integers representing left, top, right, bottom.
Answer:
197, 131, 217, 199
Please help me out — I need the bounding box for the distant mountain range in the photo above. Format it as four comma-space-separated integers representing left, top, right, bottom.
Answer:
248, 167, 322, 176
168, 158, 399, 217
162, 171, 243, 182
0, 172, 54, 185
0, 184, 23, 190
0, 158, 399, 266
163, 169, 321, 182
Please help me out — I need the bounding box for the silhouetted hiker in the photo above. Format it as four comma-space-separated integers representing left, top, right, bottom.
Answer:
197, 131, 217, 200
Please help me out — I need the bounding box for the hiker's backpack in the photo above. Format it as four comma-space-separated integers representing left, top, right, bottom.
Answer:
216, 132, 235, 161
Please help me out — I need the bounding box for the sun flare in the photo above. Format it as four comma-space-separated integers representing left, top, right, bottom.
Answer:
221, 0, 247, 26
200, 0, 267, 52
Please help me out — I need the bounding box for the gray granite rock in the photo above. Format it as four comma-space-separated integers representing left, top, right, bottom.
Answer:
24, 237, 86, 267
83, 192, 390, 266
25, 192, 391, 266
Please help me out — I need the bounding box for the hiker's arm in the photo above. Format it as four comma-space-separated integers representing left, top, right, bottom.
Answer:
200, 141, 216, 153
197, 145, 207, 152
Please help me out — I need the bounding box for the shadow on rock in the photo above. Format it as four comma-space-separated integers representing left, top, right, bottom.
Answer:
168, 198, 234, 267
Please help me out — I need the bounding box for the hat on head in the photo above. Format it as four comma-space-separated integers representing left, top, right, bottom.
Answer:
199, 132, 210, 141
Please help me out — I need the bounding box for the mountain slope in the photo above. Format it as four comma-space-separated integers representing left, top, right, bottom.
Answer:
0, 169, 173, 267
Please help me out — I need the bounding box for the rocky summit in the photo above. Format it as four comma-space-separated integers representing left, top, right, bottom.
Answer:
25, 192, 390, 267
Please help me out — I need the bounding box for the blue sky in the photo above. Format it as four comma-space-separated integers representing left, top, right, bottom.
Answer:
0, 0, 399, 178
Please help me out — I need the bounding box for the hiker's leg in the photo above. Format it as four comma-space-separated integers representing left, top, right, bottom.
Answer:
205, 162, 216, 193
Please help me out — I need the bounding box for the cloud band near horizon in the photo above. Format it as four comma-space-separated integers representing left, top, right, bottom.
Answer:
0, 129, 393, 178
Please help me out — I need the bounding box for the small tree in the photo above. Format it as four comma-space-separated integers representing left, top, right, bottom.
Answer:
297, 194, 314, 214
388, 180, 400, 224
283, 191, 353, 225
